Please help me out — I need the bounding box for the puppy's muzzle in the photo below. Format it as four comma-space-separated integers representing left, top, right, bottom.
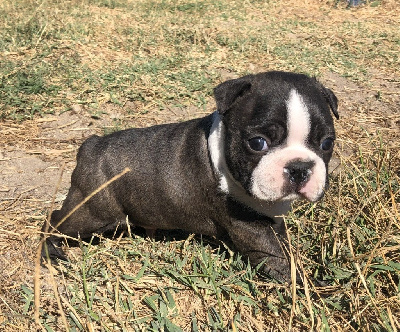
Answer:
284, 160, 315, 189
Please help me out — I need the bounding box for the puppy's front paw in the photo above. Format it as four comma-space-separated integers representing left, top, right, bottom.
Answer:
257, 256, 292, 283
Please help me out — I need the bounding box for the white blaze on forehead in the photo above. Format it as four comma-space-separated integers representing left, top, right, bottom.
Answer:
286, 89, 311, 145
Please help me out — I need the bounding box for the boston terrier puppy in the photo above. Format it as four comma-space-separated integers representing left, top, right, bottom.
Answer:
42, 71, 338, 282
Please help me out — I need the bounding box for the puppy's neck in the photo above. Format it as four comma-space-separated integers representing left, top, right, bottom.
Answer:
207, 111, 292, 223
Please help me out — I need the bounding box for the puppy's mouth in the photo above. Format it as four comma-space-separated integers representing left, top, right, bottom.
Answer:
281, 189, 317, 202
281, 183, 325, 202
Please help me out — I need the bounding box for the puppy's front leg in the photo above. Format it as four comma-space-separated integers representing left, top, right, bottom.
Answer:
227, 219, 291, 283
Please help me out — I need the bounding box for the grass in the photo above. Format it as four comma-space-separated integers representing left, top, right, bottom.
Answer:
31, 144, 400, 330
1, 0, 399, 120
287, 137, 399, 330
0, 0, 399, 331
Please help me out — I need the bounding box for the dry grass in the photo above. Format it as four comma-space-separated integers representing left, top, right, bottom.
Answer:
0, 0, 399, 330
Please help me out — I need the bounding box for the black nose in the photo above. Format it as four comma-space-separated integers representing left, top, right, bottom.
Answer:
284, 160, 315, 186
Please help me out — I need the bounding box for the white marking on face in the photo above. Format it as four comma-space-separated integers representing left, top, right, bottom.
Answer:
250, 89, 327, 202
251, 145, 326, 202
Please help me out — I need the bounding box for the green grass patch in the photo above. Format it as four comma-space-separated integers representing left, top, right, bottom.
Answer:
1, 0, 399, 120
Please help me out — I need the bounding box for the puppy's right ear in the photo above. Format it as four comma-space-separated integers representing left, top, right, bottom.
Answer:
214, 76, 252, 114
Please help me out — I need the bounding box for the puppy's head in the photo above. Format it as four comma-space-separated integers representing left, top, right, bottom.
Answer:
210, 71, 339, 203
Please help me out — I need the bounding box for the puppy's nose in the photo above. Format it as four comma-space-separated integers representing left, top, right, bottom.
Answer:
284, 160, 315, 186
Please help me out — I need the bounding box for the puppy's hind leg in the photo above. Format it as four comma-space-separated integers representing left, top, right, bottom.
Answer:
41, 186, 88, 262
41, 186, 111, 262
41, 210, 71, 262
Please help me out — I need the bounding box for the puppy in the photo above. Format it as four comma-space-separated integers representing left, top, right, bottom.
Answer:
42, 71, 338, 282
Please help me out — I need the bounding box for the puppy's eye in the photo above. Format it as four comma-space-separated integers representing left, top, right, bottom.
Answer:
248, 137, 268, 152
320, 138, 334, 151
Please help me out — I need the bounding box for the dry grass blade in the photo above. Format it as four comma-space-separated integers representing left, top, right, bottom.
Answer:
346, 226, 378, 311
33, 162, 65, 328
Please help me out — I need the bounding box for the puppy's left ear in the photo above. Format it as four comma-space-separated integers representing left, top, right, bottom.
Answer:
214, 76, 252, 114
317, 82, 339, 120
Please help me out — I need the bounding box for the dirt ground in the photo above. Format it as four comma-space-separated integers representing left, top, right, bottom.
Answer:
0, 70, 399, 323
